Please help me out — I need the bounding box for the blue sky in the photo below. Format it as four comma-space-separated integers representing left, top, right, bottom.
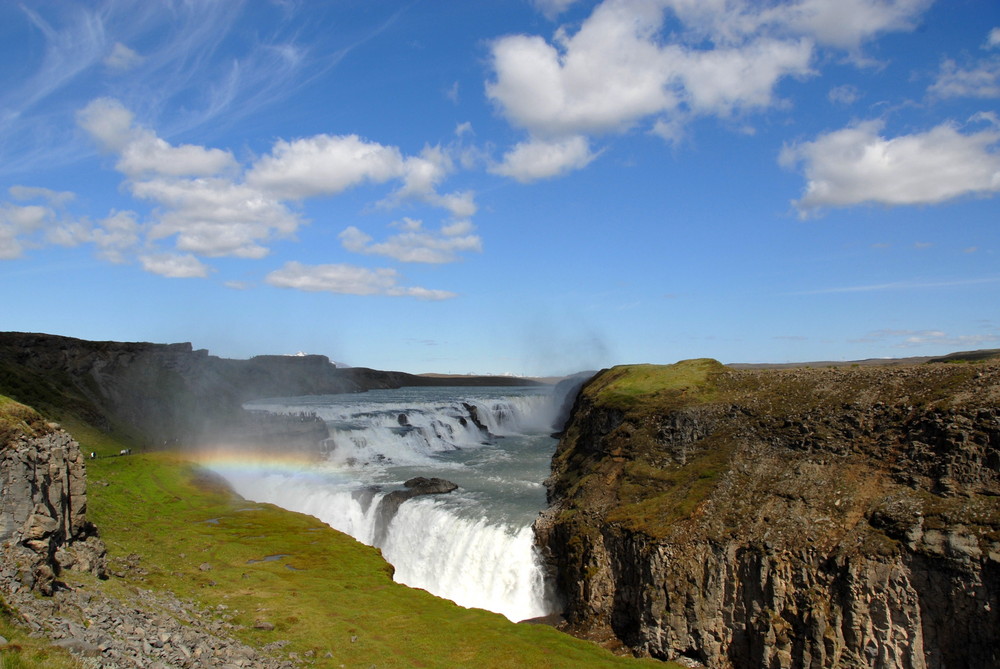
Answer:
2, 0, 998, 375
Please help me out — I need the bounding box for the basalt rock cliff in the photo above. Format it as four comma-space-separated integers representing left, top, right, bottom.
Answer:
536, 357, 1000, 668
0, 398, 106, 595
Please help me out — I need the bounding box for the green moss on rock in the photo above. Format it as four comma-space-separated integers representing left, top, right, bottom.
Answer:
0, 395, 54, 444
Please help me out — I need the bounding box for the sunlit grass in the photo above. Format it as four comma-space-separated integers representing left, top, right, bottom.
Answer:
587, 359, 725, 411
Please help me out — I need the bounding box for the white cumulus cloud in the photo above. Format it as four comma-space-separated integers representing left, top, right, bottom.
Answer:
678, 38, 813, 115
0, 202, 54, 259
265, 261, 456, 300
987, 27, 1000, 49
0, 186, 82, 259
491, 136, 597, 183
74, 98, 481, 285
770, 0, 931, 50
0, 185, 144, 263
487, 4, 682, 138
139, 253, 210, 278
486, 0, 932, 182
660, 0, 931, 50
781, 120, 1000, 214
78, 98, 238, 177
131, 177, 298, 259
532, 0, 581, 20
9, 185, 75, 206
246, 134, 476, 218
339, 218, 482, 264
828, 84, 861, 105
247, 134, 407, 200
44, 210, 143, 265
929, 57, 1000, 99
90, 210, 142, 263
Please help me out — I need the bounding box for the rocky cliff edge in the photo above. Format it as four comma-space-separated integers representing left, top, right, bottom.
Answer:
536, 357, 1000, 668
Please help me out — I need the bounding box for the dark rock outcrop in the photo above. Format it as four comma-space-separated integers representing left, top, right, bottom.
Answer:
462, 402, 492, 437
1, 402, 106, 595
537, 358, 1000, 668
373, 477, 459, 545
551, 371, 597, 435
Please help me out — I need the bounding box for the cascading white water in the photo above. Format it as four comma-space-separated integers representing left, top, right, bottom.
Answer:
210, 386, 561, 622
382, 499, 551, 619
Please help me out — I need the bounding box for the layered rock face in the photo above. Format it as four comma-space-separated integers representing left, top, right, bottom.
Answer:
1, 404, 106, 594
0, 332, 351, 446
536, 359, 1000, 668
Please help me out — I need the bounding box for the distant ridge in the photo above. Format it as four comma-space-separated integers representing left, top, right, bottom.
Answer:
0, 332, 541, 448
728, 348, 1000, 369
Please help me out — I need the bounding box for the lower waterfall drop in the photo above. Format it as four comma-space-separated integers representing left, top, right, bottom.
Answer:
209, 385, 562, 622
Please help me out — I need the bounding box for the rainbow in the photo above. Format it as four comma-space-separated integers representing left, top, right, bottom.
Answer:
186, 446, 351, 486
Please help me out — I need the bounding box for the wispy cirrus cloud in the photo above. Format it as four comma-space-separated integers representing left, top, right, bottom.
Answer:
0, 1, 361, 176
851, 328, 1000, 349
790, 276, 1000, 295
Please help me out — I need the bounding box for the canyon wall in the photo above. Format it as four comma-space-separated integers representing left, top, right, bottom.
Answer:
536, 358, 1000, 668
0, 332, 536, 449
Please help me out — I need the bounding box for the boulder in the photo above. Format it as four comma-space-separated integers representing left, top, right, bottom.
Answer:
372, 477, 459, 546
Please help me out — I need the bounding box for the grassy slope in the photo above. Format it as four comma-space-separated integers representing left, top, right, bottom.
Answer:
0, 400, 664, 669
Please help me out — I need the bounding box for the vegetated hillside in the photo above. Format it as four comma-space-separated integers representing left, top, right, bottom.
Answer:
536, 356, 1000, 668
0, 332, 540, 449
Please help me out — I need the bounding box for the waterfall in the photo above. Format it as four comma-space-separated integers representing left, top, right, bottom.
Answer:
212, 386, 561, 622
381, 498, 554, 622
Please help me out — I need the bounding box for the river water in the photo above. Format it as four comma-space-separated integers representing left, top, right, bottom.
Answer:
203, 385, 562, 622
